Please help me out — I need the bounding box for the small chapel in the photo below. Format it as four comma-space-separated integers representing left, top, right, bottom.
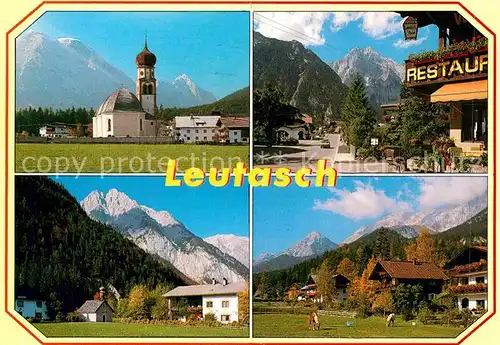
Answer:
92, 39, 158, 138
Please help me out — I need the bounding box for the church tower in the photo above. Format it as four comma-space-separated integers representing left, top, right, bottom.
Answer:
135, 37, 157, 114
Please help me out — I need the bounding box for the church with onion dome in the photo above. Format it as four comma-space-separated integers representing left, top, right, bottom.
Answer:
92, 39, 159, 138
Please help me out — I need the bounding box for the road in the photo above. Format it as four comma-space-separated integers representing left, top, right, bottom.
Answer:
253, 134, 396, 173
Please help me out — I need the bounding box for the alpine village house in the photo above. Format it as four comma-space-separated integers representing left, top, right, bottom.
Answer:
164, 278, 246, 324
368, 246, 488, 313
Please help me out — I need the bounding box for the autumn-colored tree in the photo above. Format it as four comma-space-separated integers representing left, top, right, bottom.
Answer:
405, 230, 443, 265
93, 291, 101, 301
128, 284, 154, 319
150, 284, 173, 320
336, 257, 358, 281
237, 283, 250, 324
348, 257, 381, 306
316, 259, 336, 308
371, 290, 394, 316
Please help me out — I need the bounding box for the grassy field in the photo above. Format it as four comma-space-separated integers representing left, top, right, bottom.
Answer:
253, 314, 464, 338
34, 322, 249, 337
16, 143, 249, 173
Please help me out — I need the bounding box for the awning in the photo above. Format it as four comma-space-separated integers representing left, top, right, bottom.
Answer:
431, 80, 487, 103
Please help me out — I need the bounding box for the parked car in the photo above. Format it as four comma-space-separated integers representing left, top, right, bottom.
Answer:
320, 139, 330, 148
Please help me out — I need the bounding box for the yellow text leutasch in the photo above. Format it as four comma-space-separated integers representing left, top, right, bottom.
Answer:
165, 160, 337, 188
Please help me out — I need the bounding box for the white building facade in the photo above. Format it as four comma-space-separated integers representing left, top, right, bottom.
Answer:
15, 298, 49, 320
202, 294, 239, 323
174, 116, 222, 143
39, 125, 70, 138
164, 281, 246, 324
77, 300, 113, 322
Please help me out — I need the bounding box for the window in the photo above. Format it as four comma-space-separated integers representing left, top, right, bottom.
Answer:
477, 300, 485, 309
107, 119, 111, 131
459, 277, 469, 285
187, 129, 191, 133
204, 137, 207, 140
203, 129, 207, 133
462, 102, 487, 142
195, 137, 199, 140
36, 301, 42, 308
476, 276, 485, 284
195, 129, 199, 133
140, 119, 143, 131
221, 315, 230, 322
222, 300, 229, 308
212, 129, 215, 133
187, 137, 190, 140
16, 300, 24, 308
140, 70, 144, 76
461, 298, 469, 309
35, 312, 42, 319
151, 121, 154, 126
234, 131, 238, 135
206, 301, 213, 308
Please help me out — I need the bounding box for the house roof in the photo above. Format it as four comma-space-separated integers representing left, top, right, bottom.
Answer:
220, 117, 249, 128
97, 88, 145, 115
370, 261, 448, 280
175, 116, 221, 128
164, 282, 247, 298
77, 300, 112, 313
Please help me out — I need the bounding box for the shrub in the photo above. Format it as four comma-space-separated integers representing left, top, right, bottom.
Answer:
417, 302, 433, 325
204, 313, 217, 323
66, 311, 82, 322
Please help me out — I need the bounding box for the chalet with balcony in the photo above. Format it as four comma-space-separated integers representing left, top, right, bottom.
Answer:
369, 260, 448, 300
299, 274, 350, 302
397, 12, 488, 157
444, 246, 488, 312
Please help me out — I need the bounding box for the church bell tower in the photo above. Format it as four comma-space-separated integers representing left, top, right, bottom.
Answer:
135, 36, 157, 114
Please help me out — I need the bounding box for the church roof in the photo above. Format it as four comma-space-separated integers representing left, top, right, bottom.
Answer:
97, 88, 145, 115
136, 39, 156, 67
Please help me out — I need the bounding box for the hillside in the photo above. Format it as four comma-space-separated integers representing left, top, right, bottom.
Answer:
159, 87, 250, 118
15, 176, 188, 314
253, 209, 488, 296
253, 31, 347, 123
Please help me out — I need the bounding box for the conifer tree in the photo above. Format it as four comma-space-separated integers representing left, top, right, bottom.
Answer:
340, 73, 377, 149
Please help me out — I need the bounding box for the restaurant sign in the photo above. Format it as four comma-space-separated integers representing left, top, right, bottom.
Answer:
406, 53, 488, 84
403, 17, 418, 40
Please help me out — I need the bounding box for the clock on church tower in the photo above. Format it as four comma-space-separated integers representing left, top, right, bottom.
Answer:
135, 38, 157, 115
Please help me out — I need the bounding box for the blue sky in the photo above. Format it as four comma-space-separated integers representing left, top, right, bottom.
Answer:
254, 12, 440, 64
52, 176, 249, 238
253, 176, 487, 256
24, 11, 250, 99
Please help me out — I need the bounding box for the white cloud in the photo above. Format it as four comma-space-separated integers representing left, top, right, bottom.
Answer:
254, 12, 331, 46
417, 177, 487, 209
393, 36, 428, 48
331, 12, 403, 39
313, 181, 411, 220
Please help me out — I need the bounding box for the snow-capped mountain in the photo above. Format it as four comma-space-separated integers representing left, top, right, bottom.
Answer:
329, 47, 404, 110
342, 194, 488, 244
81, 189, 248, 284
282, 231, 338, 257
16, 31, 216, 109
203, 234, 249, 268
253, 231, 337, 271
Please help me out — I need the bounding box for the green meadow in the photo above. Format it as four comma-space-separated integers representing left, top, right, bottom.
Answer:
15, 143, 249, 173
253, 314, 464, 338
34, 322, 249, 337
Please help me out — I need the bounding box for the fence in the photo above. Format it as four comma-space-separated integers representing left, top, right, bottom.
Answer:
318, 310, 357, 318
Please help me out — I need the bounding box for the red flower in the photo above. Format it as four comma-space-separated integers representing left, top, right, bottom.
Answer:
472, 37, 476, 41
452, 39, 457, 43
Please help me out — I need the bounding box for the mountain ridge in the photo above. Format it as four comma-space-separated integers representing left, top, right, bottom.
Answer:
16, 31, 217, 109
81, 189, 249, 284
329, 46, 404, 111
